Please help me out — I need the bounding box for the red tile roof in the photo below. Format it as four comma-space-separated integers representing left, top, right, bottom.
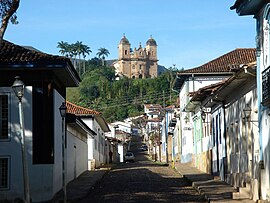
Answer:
66, 101, 101, 116
0, 40, 70, 65
144, 104, 162, 109
180, 48, 256, 74
147, 117, 161, 122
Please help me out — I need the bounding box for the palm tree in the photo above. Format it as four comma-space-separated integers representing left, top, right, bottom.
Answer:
73, 41, 84, 75
97, 48, 110, 66
69, 43, 78, 71
57, 41, 92, 75
66, 43, 74, 59
57, 41, 70, 57
82, 44, 92, 74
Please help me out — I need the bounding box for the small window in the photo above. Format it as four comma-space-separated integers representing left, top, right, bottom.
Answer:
0, 95, 9, 140
125, 50, 128, 55
212, 118, 215, 146
0, 157, 9, 189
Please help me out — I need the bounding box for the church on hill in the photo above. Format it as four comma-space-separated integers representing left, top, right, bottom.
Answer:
114, 35, 159, 79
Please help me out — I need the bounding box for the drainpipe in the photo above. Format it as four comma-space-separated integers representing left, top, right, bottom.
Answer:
257, 56, 263, 201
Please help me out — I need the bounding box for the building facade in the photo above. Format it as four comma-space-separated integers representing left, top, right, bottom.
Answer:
116, 35, 158, 79
0, 40, 81, 202
231, 1, 270, 200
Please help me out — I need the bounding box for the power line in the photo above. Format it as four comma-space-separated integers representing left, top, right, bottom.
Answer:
96, 91, 174, 107
93, 95, 177, 109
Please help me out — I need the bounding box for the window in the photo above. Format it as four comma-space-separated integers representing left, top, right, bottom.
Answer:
33, 82, 54, 164
125, 50, 128, 55
0, 95, 9, 140
0, 157, 9, 189
212, 118, 215, 146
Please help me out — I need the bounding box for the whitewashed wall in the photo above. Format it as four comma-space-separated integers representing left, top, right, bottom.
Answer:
82, 117, 106, 168
259, 6, 270, 199
0, 87, 32, 200
52, 90, 65, 200
66, 126, 88, 183
179, 77, 227, 164
0, 87, 61, 202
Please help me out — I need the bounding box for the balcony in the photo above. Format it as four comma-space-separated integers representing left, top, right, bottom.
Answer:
169, 118, 177, 127
262, 66, 270, 106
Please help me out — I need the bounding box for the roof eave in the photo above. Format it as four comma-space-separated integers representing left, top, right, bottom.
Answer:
94, 115, 111, 132
231, 0, 265, 16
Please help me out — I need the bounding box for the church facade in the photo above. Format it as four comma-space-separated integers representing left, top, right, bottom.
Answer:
116, 35, 158, 79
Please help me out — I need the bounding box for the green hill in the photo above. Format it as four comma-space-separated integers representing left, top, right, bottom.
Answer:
67, 61, 178, 123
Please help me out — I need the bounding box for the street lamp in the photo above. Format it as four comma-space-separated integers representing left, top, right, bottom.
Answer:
12, 76, 31, 203
59, 102, 67, 203
243, 106, 252, 119
201, 111, 206, 122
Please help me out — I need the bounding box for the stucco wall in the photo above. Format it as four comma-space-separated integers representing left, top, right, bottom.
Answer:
52, 90, 65, 200
66, 127, 88, 183
0, 86, 58, 202
0, 87, 32, 200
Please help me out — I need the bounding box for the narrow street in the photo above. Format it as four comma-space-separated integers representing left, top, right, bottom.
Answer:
75, 137, 206, 203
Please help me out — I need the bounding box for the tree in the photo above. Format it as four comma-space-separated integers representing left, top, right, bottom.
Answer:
57, 41, 92, 76
82, 44, 91, 74
57, 41, 69, 57
0, 0, 20, 43
96, 47, 110, 66
74, 41, 84, 75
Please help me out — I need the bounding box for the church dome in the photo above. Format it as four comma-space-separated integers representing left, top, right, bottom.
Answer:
146, 36, 157, 46
119, 35, 130, 45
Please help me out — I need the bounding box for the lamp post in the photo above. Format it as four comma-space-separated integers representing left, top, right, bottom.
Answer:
243, 106, 251, 119
201, 111, 206, 122
59, 102, 67, 203
243, 105, 252, 173
12, 76, 31, 203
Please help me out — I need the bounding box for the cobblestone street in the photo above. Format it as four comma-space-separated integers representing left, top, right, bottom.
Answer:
74, 140, 206, 203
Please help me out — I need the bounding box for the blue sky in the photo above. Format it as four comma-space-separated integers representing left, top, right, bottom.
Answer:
5, 0, 256, 69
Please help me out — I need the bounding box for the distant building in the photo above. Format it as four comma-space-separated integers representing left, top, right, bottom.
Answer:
114, 35, 158, 79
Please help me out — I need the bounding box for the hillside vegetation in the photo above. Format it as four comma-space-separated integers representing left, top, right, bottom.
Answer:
67, 60, 179, 122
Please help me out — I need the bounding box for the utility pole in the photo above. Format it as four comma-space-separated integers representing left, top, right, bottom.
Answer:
158, 121, 161, 162
163, 90, 165, 107
165, 109, 168, 164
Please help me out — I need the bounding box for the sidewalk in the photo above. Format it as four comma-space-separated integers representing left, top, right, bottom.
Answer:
51, 165, 111, 203
173, 161, 255, 203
